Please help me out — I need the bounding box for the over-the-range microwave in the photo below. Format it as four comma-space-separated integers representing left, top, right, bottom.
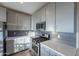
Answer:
36, 21, 46, 31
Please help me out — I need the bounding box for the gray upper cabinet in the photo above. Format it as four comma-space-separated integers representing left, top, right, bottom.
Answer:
17, 13, 30, 30
36, 10, 41, 22
17, 13, 24, 27
31, 6, 46, 30
32, 2, 75, 32
0, 7, 6, 22
23, 15, 30, 30
7, 10, 17, 25
40, 43, 63, 56
31, 14, 36, 30
46, 3, 55, 31
40, 7, 46, 22
7, 10, 31, 30
36, 7, 46, 22
16, 13, 24, 30
17, 13, 31, 30
31, 11, 41, 30
7, 10, 17, 30
56, 2, 74, 33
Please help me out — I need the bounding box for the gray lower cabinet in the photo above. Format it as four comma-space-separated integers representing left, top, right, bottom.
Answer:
6, 36, 31, 55
49, 49, 62, 56
40, 43, 64, 56
49, 50, 56, 56
6, 40, 14, 55
41, 44, 49, 56
49, 50, 55, 56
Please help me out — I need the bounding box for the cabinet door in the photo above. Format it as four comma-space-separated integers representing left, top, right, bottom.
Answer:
6, 40, 14, 55
40, 44, 49, 56
49, 49, 58, 56
31, 12, 40, 30
17, 13, 23, 26
41, 44, 47, 56
56, 2, 74, 33
7, 10, 17, 25
40, 7, 46, 22
40, 43, 63, 56
49, 50, 54, 56
23, 15, 30, 30
0, 7, 6, 22
49, 51, 58, 56
17, 13, 24, 30
46, 3, 55, 31
36, 10, 41, 23
17, 13, 30, 30
31, 14, 36, 30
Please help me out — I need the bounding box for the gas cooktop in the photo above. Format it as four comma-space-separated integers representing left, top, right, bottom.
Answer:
32, 36, 49, 44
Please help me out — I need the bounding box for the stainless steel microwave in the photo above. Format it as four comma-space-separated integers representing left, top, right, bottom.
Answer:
36, 21, 46, 30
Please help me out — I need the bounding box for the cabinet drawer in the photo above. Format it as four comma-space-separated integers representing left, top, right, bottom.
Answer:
49, 51, 59, 56
49, 48, 63, 56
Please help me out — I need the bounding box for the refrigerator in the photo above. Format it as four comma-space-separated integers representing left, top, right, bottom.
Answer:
0, 22, 3, 56
0, 22, 7, 56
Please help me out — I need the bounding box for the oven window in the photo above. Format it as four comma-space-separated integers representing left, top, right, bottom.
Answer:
32, 44, 38, 53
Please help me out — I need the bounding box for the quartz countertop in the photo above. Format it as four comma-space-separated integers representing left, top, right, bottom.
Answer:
41, 39, 76, 56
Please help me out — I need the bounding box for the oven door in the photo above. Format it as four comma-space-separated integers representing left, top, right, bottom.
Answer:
32, 42, 39, 56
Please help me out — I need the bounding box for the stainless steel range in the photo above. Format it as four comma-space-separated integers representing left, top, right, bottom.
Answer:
31, 33, 50, 56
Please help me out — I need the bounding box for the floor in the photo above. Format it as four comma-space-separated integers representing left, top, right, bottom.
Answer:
12, 50, 32, 56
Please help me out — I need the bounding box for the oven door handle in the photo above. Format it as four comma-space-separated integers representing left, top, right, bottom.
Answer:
32, 42, 39, 47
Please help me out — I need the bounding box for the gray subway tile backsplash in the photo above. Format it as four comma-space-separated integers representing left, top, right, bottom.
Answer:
50, 32, 76, 48
8, 30, 76, 47
8, 30, 29, 37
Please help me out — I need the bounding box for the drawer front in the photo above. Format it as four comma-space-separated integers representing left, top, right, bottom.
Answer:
49, 48, 63, 56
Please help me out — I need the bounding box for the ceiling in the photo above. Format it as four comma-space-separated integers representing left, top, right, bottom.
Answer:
0, 2, 47, 15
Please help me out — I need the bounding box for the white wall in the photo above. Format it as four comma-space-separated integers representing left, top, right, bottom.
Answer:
56, 2, 74, 33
